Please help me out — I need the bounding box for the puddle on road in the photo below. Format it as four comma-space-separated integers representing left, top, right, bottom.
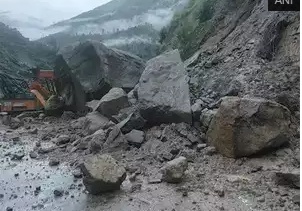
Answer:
0, 159, 89, 211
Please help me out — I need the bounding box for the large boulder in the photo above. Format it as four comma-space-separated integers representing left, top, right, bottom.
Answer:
54, 41, 145, 111
96, 88, 129, 117
206, 97, 291, 158
80, 154, 126, 194
137, 49, 192, 125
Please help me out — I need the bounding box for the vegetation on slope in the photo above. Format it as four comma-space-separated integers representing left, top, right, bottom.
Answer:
38, 23, 160, 60
0, 22, 55, 78
159, 0, 217, 60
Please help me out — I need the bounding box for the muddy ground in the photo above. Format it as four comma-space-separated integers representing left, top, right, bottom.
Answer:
0, 114, 300, 211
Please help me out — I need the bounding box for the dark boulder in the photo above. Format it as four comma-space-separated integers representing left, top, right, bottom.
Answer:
54, 41, 145, 112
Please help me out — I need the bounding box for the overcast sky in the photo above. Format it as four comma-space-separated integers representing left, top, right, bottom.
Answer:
1, 0, 112, 24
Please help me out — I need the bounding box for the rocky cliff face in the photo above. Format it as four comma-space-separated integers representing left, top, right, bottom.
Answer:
161, 0, 299, 117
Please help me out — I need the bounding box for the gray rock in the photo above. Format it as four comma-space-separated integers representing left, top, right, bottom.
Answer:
72, 170, 83, 179
191, 99, 204, 122
127, 89, 137, 105
72, 112, 111, 135
200, 108, 218, 133
29, 151, 38, 159
207, 97, 291, 158
56, 135, 70, 145
11, 152, 25, 160
54, 41, 145, 111
80, 154, 126, 194
96, 88, 129, 117
125, 130, 145, 147
292, 194, 300, 204
274, 170, 300, 189
116, 110, 146, 134
86, 100, 99, 111
49, 159, 60, 166
61, 111, 77, 120
37, 146, 56, 154
160, 156, 188, 183
197, 144, 207, 151
137, 50, 192, 125
29, 128, 38, 134
53, 189, 64, 197
104, 127, 129, 152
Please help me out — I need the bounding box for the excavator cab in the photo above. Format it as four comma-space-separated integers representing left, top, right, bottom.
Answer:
29, 68, 57, 108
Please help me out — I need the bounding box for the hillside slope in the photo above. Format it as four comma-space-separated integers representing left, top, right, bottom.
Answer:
0, 22, 55, 77
39, 0, 188, 60
161, 0, 299, 112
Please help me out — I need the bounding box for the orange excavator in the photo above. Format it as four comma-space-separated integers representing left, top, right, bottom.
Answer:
0, 68, 57, 113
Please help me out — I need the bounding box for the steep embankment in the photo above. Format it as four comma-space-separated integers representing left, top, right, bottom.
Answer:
38, 0, 189, 60
161, 0, 299, 114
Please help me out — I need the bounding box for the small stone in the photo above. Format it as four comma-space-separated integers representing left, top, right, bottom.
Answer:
6, 207, 13, 211
204, 189, 210, 195
35, 142, 41, 147
69, 184, 76, 190
125, 130, 145, 147
56, 135, 70, 145
250, 166, 263, 173
72, 170, 82, 179
214, 187, 225, 197
49, 159, 60, 166
29, 151, 38, 159
148, 178, 162, 184
129, 173, 136, 182
160, 156, 188, 183
29, 128, 38, 134
197, 144, 207, 151
14, 173, 19, 177
162, 152, 174, 161
257, 196, 265, 202
204, 146, 216, 156
53, 189, 64, 197
0, 193, 4, 198
293, 194, 300, 204
130, 183, 142, 193
12, 137, 20, 143
11, 152, 25, 160
182, 191, 188, 197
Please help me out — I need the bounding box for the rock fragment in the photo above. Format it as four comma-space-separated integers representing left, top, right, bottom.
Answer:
80, 154, 126, 194
125, 130, 145, 147
160, 156, 188, 183
96, 88, 129, 117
